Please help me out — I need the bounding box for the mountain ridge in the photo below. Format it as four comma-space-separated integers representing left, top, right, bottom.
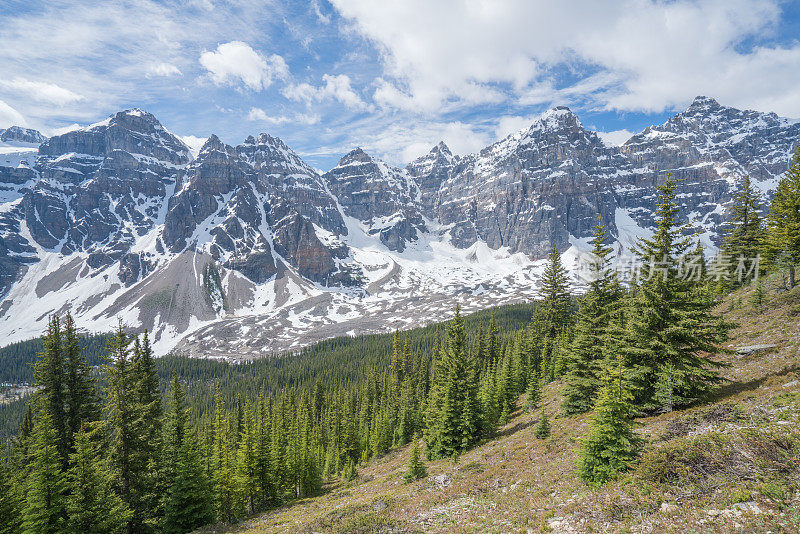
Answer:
1, 97, 798, 357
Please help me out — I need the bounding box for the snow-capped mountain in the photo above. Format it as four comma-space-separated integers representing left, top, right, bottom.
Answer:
0, 97, 797, 358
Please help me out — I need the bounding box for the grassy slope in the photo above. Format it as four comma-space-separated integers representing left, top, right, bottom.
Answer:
210, 278, 800, 533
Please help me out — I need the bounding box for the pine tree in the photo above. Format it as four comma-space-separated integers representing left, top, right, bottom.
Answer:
425, 306, 481, 458
162, 372, 214, 533
723, 175, 764, 285
63, 312, 100, 455
34, 315, 69, 469
562, 221, 622, 415
763, 143, 800, 288
533, 408, 550, 439
578, 354, 642, 486
103, 324, 141, 534
539, 246, 572, 338
402, 437, 427, 483
0, 440, 21, 534
65, 427, 131, 534
22, 412, 67, 534
524, 370, 541, 411
626, 175, 730, 410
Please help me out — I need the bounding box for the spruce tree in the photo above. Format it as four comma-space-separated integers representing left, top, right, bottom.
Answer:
33, 315, 69, 469
723, 175, 764, 283
22, 412, 67, 534
65, 427, 131, 534
562, 221, 622, 415
402, 438, 427, 483
626, 175, 730, 410
578, 354, 642, 486
63, 312, 100, 454
539, 245, 572, 338
0, 440, 21, 534
763, 143, 800, 288
533, 408, 550, 439
524, 370, 541, 411
162, 372, 214, 534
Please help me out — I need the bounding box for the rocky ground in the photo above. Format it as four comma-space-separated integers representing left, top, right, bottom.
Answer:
201, 275, 800, 533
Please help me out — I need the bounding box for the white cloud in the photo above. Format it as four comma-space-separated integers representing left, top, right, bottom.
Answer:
200, 41, 289, 91
331, 0, 800, 116
0, 100, 27, 128
247, 108, 320, 125
283, 74, 371, 110
362, 120, 490, 164
494, 115, 535, 140
596, 129, 634, 147
49, 123, 83, 136
311, 0, 331, 24
0, 78, 83, 106
146, 63, 182, 77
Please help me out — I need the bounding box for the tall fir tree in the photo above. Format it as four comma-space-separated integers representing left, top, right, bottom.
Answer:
0, 440, 21, 534
539, 245, 572, 338
723, 175, 765, 282
578, 353, 642, 486
63, 312, 100, 454
562, 221, 622, 414
33, 315, 69, 470
65, 427, 131, 534
162, 372, 214, 534
763, 142, 800, 288
22, 412, 67, 534
625, 175, 730, 410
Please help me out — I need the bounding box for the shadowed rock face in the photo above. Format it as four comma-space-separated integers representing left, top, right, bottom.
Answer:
0, 126, 47, 145
324, 148, 425, 252
406, 141, 458, 215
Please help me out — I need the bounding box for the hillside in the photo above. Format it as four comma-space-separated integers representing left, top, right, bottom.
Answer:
214, 278, 800, 533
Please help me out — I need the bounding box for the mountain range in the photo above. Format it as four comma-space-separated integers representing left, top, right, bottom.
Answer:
0, 97, 797, 358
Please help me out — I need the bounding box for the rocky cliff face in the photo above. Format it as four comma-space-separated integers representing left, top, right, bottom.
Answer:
426, 97, 799, 257
0, 126, 47, 145
324, 148, 425, 252
0, 97, 797, 358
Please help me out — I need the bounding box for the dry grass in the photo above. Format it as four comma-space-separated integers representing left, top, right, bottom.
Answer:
211, 278, 800, 533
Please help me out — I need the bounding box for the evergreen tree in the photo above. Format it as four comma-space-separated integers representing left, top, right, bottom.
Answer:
562, 221, 622, 415
524, 370, 541, 411
22, 412, 67, 534
65, 427, 131, 534
626, 175, 730, 410
539, 246, 572, 338
402, 437, 427, 483
63, 312, 100, 454
723, 175, 764, 283
0, 440, 21, 534
33, 315, 69, 469
533, 408, 550, 439
763, 143, 800, 288
162, 372, 214, 534
425, 306, 481, 458
751, 279, 766, 311
578, 354, 642, 486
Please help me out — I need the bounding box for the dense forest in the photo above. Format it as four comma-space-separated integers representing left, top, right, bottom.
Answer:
0, 145, 798, 533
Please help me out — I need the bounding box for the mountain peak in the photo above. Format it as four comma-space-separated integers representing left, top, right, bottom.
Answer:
687, 95, 721, 111
0, 126, 47, 145
433, 140, 452, 156
338, 147, 372, 167
200, 134, 226, 153
529, 106, 583, 132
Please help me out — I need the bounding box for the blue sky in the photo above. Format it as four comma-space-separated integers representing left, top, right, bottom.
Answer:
1, 0, 799, 169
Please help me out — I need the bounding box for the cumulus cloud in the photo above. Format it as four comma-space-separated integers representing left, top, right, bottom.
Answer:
0, 78, 83, 106
0, 100, 27, 128
331, 0, 800, 116
360, 120, 490, 164
247, 107, 321, 125
283, 74, 371, 110
200, 41, 289, 91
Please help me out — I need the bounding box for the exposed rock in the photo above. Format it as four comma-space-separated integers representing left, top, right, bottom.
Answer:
0, 126, 47, 145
